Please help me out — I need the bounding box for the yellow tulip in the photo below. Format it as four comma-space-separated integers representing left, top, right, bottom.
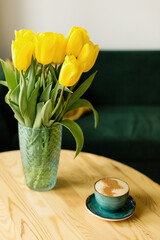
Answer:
66, 26, 90, 57
78, 41, 99, 72
35, 32, 66, 65
52, 33, 66, 64
15, 29, 35, 42
35, 32, 55, 65
59, 55, 83, 87
15, 29, 36, 58
11, 39, 34, 71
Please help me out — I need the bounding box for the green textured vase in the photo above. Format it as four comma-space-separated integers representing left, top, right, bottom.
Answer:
18, 123, 62, 191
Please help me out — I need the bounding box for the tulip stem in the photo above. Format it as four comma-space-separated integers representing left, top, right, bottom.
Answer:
55, 64, 58, 78
42, 65, 45, 90
20, 70, 23, 84
51, 86, 64, 119
57, 86, 74, 121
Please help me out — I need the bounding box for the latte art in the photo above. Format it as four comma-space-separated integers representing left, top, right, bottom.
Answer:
95, 178, 129, 197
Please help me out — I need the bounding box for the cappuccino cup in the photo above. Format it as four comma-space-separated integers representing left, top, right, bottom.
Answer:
94, 177, 129, 212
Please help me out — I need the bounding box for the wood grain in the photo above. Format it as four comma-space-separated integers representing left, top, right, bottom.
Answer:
0, 150, 160, 240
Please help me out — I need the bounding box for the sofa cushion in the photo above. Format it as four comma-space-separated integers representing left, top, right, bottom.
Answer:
62, 106, 160, 182
63, 105, 160, 156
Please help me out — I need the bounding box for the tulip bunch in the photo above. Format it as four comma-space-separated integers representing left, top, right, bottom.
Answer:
0, 26, 99, 157
12, 27, 99, 86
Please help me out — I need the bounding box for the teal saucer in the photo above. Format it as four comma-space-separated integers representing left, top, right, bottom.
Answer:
86, 194, 136, 221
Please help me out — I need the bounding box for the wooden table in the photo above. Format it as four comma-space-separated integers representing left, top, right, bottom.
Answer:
0, 150, 160, 240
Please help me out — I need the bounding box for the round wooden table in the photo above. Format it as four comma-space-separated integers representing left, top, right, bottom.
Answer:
0, 150, 160, 239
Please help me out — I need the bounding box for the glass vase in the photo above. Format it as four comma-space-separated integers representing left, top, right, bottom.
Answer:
18, 123, 62, 191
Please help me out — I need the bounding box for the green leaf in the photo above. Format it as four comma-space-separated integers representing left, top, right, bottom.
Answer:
50, 82, 70, 108
51, 86, 64, 119
10, 84, 20, 105
57, 63, 62, 75
19, 72, 27, 117
53, 101, 63, 120
39, 82, 52, 103
14, 113, 24, 125
27, 57, 35, 99
64, 87, 73, 94
41, 99, 53, 127
46, 119, 54, 127
40, 73, 43, 88
40, 69, 46, 89
67, 71, 97, 110
51, 81, 60, 107
64, 98, 98, 128
59, 119, 84, 158
36, 67, 42, 79
5, 90, 11, 104
24, 81, 40, 127
5, 91, 24, 125
49, 64, 58, 83
9, 101, 24, 125
48, 72, 53, 84
0, 80, 8, 87
24, 65, 30, 78
35, 76, 40, 88
0, 58, 17, 90
15, 68, 20, 84
33, 102, 44, 128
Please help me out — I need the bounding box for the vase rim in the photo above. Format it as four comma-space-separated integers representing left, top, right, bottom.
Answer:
18, 122, 61, 131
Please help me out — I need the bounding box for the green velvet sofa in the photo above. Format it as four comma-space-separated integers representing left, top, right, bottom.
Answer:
1, 51, 160, 183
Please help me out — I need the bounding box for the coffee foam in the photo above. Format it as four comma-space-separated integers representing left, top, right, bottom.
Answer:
95, 178, 129, 197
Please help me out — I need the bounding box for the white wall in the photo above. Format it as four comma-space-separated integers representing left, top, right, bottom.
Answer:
1, 0, 160, 59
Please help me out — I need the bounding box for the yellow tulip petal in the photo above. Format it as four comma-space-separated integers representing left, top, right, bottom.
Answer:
52, 34, 66, 64
66, 27, 90, 57
78, 41, 99, 72
15, 29, 35, 41
14, 29, 36, 58
59, 55, 83, 87
65, 26, 78, 43
11, 39, 34, 71
17, 42, 34, 71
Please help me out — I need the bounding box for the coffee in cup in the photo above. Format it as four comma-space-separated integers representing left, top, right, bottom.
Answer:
94, 177, 129, 212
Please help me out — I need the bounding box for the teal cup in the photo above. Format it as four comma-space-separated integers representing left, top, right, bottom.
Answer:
94, 177, 129, 212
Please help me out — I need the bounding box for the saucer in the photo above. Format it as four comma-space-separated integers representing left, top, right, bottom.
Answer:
86, 194, 136, 221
